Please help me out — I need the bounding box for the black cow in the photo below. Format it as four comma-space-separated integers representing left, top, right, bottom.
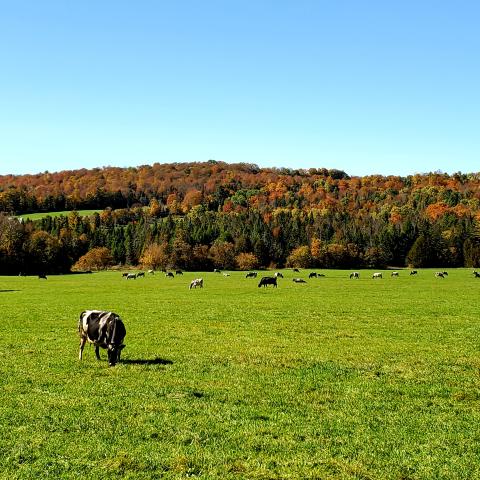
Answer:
165, 272, 174, 278
293, 268, 300, 273
309, 272, 317, 278
176, 270, 183, 275
258, 276, 277, 288
78, 310, 126, 367
38, 274, 47, 280
137, 272, 145, 278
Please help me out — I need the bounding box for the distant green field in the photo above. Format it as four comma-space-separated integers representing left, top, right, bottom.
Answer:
17, 210, 102, 220
1, 269, 480, 479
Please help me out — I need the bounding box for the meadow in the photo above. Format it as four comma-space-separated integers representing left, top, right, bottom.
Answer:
16, 210, 102, 221
1, 269, 480, 479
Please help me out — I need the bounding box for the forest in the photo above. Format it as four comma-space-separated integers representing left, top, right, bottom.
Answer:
1, 160, 480, 274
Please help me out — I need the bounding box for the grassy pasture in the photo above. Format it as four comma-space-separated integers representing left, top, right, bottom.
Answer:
17, 210, 102, 221
1, 269, 480, 479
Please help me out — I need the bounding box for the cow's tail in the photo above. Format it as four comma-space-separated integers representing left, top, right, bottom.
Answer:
78, 311, 87, 335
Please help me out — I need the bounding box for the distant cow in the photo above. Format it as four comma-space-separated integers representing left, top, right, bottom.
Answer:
122, 272, 129, 277
245, 272, 257, 278
38, 274, 47, 280
391, 271, 399, 277
223, 273, 230, 276
214, 269, 221, 273
175, 270, 183, 275
126, 273, 136, 280
274, 272, 284, 278
309, 272, 317, 278
78, 310, 126, 367
293, 278, 306, 283
137, 272, 145, 278
189, 278, 203, 289
442, 271, 448, 276
258, 276, 277, 288
410, 270, 418, 276
350, 272, 359, 279
372, 272, 383, 279
293, 268, 300, 273
165, 272, 174, 278
435, 272, 445, 278
148, 270, 155, 275
473, 271, 480, 278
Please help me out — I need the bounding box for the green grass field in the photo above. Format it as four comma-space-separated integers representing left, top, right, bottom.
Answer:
17, 210, 103, 221
1, 269, 480, 479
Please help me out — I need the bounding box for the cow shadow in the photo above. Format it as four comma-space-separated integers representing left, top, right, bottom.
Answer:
122, 357, 173, 366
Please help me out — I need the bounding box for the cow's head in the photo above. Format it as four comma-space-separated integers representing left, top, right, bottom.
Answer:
107, 343, 125, 367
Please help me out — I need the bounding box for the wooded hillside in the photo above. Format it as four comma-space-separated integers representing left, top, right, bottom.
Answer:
1, 161, 480, 274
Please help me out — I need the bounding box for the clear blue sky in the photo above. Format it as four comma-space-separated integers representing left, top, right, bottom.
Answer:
0, 0, 478, 176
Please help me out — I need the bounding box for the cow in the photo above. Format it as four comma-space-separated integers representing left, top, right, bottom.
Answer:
442, 271, 448, 276
391, 271, 399, 277
473, 271, 480, 278
122, 272, 129, 277
175, 270, 183, 275
372, 273, 383, 279
293, 278, 306, 283
165, 272, 174, 278
223, 273, 230, 276
309, 272, 317, 278
435, 272, 444, 278
245, 272, 257, 278
274, 272, 284, 278
350, 272, 359, 279
148, 270, 155, 275
38, 274, 47, 280
293, 268, 300, 273
126, 273, 136, 280
78, 310, 126, 367
214, 269, 221, 273
258, 276, 277, 288
189, 278, 203, 289
410, 270, 418, 276
137, 272, 145, 278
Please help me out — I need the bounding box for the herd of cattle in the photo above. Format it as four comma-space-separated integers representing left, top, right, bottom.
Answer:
72, 267, 480, 367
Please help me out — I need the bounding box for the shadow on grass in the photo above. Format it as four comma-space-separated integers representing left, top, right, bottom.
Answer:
122, 357, 173, 366
0, 290, 19, 293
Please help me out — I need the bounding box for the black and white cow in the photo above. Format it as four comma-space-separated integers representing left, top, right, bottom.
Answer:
410, 270, 418, 276
258, 276, 277, 288
350, 272, 359, 279
245, 272, 257, 278
78, 310, 126, 367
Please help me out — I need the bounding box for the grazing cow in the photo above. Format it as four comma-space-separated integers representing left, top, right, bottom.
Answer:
293, 268, 300, 273
245, 272, 257, 278
309, 272, 317, 278
122, 272, 129, 277
372, 273, 383, 279
293, 278, 306, 283
435, 272, 445, 278
442, 271, 448, 276
126, 273, 136, 280
391, 271, 399, 277
214, 269, 221, 273
78, 310, 126, 367
189, 278, 203, 289
137, 272, 145, 278
473, 271, 480, 278
38, 274, 47, 280
165, 272, 174, 278
175, 270, 183, 275
258, 276, 277, 288
148, 270, 155, 275
350, 272, 359, 279
274, 272, 284, 278
410, 270, 418, 276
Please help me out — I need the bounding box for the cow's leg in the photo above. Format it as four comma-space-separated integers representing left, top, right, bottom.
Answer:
95, 345, 101, 360
79, 337, 86, 360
